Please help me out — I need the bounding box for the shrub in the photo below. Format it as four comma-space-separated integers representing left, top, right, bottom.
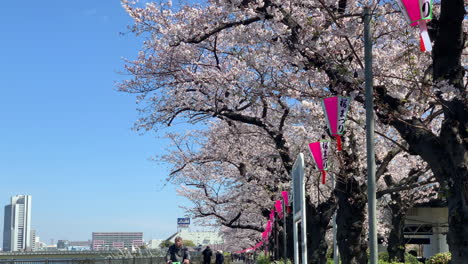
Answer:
254, 254, 291, 264
426, 252, 451, 264
404, 253, 419, 264
272, 259, 292, 264
378, 251, 419, 264
326, 258, 404, 264
378, 251, 392, 261
256, 253, 271, 264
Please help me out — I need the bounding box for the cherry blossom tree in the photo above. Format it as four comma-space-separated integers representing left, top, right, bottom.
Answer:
155, 101, 338, 262
119, 0, 466, 262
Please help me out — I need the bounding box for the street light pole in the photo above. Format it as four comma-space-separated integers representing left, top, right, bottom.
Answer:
364, 5, 378, 264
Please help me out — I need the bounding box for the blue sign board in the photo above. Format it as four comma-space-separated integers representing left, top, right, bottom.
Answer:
177, 218, 190, 225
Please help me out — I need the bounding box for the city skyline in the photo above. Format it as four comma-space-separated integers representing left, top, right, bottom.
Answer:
0, 194, 196, 248
0, 0, 198, 248
0, 193, 214, 250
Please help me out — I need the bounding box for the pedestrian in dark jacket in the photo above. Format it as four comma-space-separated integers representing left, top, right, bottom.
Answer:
202, 246, 212, 264
215, 250, 224, 264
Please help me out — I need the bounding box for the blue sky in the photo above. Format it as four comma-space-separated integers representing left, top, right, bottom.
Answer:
0, 0, 200, 245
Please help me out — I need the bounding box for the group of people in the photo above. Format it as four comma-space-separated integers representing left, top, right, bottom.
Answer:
202, 245, 224, 264
164, 236, 224, 264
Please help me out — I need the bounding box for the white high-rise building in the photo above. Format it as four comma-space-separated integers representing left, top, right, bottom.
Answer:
2, 195, 32, 251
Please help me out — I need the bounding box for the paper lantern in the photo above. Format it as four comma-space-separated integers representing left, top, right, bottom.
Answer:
396, 0, 433, 51
322, 96, 351, 151
309, 141, 331, 184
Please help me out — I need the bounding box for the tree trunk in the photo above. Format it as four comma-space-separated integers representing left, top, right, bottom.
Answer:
374, 0, 467, 262
386, 196, 406, 262
422, 0, 467, 262
445, 164, 468, 263
278, 212, 295, 261
306, 196, 337, 264
386, 114, 468, 264
335, 176, 368, 264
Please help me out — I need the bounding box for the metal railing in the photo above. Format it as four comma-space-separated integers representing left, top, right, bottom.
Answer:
0, 257, 207, 264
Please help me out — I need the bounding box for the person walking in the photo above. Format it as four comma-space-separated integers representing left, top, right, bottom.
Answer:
165, 236, 190, 264
202, 246, 213, 264
215, 250, 224, 264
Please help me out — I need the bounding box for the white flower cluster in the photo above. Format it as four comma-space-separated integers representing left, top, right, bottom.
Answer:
433, 80, 461, 101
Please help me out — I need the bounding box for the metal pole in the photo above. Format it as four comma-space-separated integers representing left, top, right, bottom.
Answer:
293, 221, 299, 264
275, 216, 279, 260
282, 200, 287, 262
332, 175, 339, 264
364, 5, 378, 264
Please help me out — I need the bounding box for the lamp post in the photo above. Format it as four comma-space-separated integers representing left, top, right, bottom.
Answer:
364, 5, 378, 264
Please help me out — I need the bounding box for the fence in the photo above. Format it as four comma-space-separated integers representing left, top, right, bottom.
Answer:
0, 256, 234, 264
0, 257, 204, 264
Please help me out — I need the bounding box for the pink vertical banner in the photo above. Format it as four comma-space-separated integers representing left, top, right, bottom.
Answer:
274, 200, 283, 219
417, 19, 431, 51
266, 220, 272, 234
322, 96, 351, 151
396, 0, 433, 51
399, 0, 421, 24
281, 191, 289, 205
322, 97, 338, 135
309, 141, 331, 184
320, 141, 330, 172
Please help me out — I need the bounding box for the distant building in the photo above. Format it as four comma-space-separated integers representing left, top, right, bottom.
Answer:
147, 239, 163, 249
57, 240, 70, 249
34, 236, 47, 251
2, 195, 32, 251
69, 240, 91, 247
166, 229, 223, 247
30, 230, 36, 251
44, 245, 58, 251
92, 232, 143, 250
68, 246, 90, 251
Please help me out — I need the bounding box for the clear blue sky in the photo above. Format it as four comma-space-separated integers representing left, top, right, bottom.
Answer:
0, 0, 198, 246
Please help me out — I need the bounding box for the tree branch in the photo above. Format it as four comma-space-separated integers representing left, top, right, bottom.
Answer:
377, 176, 436, 199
